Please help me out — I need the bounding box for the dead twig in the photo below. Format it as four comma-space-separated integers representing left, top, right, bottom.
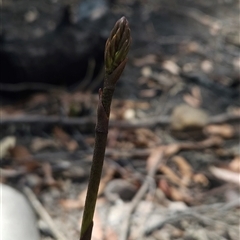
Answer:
120, 147, 164, 240
23, 186, 67, 240
1, 112, 239, 128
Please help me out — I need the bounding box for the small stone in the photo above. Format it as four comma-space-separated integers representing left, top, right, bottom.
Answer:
171, 104, 209, 130
124, 108, 136, 120
141, 66, 152, 77
162, 60, 180, 75
204, 124, 235, 138
187, 41, 201, 53
201, 60, 213, 73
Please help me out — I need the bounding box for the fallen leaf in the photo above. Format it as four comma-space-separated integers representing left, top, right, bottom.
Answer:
139, 89, 157, 98
134, 128, 161, 148
199, 136, 224, 148
116, 128, 160, 149
42, 162, 58, 187
183, 86, 202, 107
133, 54, 157, 67
60, 198, 84, 209
210, 166, 240, 185
158, 179, 171, 198
172, 156, 193, 186
53, 126, 78, 152
193, 173, 209, 187
146, 146, 164, 174
31, 137, 59, 152
162, 60, 180, 75
183, 94, 201, 108
161, 136, 223, 157
204, 124, 235, 138
0, 136, 16, 158
159, 165, 184, 187
158, 179, 190, 202
229, 157, 240, 173
8, 145, 40, 172
9, 145, 32, 162
169, 186, 191, 202
163, 144, 180, 158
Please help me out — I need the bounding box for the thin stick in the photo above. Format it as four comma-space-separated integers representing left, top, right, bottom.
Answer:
23, 186, 67, 240
120, 147, 164, 240
1, 112, 239, 128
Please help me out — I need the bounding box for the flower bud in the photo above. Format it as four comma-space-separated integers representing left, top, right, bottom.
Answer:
104, 16, 131, 75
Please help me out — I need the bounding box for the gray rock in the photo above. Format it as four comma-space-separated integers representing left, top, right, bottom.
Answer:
1, 183, 40, 240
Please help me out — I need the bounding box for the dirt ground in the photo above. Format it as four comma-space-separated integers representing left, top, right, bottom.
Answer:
1, 0, 239, 240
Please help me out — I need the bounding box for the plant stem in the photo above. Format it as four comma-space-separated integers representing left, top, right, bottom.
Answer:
79, 16, 131, 240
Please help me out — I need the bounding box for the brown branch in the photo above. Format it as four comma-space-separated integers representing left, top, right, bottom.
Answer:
23, 186, 67, 240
